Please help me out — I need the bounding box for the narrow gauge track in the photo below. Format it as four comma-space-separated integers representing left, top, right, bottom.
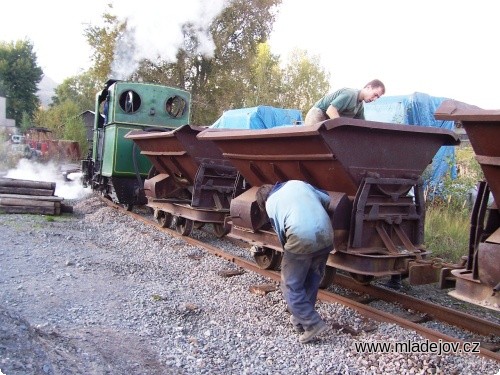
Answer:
101, 197, 500, 363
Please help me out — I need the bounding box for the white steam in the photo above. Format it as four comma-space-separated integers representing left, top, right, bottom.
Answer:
5, 159, 91, 200
111, 0, 230, 79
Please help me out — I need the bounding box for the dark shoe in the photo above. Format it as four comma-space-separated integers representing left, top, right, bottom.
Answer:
289, 315, 304, 333
299, 320, 328, 344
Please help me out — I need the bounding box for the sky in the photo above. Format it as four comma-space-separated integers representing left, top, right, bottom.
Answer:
1, 0, 499, 109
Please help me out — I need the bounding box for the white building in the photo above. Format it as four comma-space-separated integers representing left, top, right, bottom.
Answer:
0, 96, 16, 131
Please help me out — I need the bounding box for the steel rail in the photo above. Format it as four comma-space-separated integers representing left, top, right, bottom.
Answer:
334, 274, 500, 338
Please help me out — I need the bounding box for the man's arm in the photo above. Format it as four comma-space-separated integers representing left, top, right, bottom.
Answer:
325, 105, 340, 119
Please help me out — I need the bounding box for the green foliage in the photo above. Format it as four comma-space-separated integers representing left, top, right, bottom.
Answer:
51, 72, 99, 111
20, 112, 33, 134
425, 206, 470, 262
0, 39, 43, 126
77, 0, 327, 126
246, 43, 283, 107
187, 0, 282, 124
35, 101, 73, 139
84, 6, 127, 83
63, 116, 88, 154
130, 0, 282, 125
426, 145, 484, 212
280, 49, 330, 113
245, 44, 330, 114
424, 145, 484, 262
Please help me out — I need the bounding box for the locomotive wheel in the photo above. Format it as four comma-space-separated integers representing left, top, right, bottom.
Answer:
157, 211, 173, 228
319, 266, 337, 289
253, 247, 282, 270
174, 217, 193, 236
212, 223, 229, 238
349, 272, 375, 285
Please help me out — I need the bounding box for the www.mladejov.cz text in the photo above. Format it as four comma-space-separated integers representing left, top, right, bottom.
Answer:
354, 339, 481, 355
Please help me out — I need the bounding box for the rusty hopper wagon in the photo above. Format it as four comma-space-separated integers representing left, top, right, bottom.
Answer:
435, 100, 500, 311
197, 117, 459, 285
125, 124, 244, 237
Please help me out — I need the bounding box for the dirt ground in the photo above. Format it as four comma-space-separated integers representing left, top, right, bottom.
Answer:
0, 200, 182, 375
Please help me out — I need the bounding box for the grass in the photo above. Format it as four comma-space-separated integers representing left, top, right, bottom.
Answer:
424, 205, 471, 263
422, 144, 483, 263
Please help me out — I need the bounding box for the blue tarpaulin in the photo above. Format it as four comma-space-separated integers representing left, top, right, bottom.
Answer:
211, 106, 303, 129
364, 92, 457, 193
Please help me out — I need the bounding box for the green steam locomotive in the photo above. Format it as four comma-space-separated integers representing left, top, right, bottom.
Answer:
81, 80, 191, 209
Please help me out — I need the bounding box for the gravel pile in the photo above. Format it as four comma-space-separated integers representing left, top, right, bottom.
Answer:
0, 194, 499, 375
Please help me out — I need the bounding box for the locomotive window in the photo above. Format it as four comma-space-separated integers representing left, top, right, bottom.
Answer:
165, 95, 187, 118
119, 90, 141, 113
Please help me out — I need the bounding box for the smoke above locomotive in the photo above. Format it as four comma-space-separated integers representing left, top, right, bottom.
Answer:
109, 0, 229, 79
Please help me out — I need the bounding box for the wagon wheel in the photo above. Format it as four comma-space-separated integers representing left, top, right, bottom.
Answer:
174, 216, 193, 236
193, 221, 205, 229
123, 203, 133, 211
212, 223, 229, 238
349, 272, 375, 285
253, 247, 282, 270
319, 266, 337, 289
156, 210, 173, 228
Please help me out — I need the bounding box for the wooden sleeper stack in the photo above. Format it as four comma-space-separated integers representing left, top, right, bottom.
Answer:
0, 177, 68, 215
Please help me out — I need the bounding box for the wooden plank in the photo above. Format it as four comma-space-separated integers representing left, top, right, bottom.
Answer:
0, 197, 57, 208
0, 177, 56, 191
0, 193, 64, 201
0, 205, 56, 215
0, 187, 55, 196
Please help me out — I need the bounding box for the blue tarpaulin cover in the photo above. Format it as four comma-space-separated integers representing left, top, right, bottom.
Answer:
211, 106, 303, 129
364, 92, 457, 192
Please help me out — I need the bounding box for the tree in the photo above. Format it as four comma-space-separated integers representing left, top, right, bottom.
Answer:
280, 49, 330, 113
31, 6, 122, 157
34, 100, 81, 139
246, 42, 283, 107
51, 71, 100, 111
0, 40, 43, 127
20, 112, 32, 134
190, 0, 282, 124
84, 6, 127, 83
63, 115, 88, 156
132, 0, 282, 125
79, 0, 327, 126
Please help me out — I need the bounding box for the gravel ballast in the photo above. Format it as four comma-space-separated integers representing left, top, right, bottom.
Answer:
0, 194, 499, 375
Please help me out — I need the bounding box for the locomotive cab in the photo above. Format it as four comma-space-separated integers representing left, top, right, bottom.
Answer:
82, 80, 191, 209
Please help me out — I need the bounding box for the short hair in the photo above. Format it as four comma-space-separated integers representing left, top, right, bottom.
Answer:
256, 184, 274, 212
365, 79, 385, 95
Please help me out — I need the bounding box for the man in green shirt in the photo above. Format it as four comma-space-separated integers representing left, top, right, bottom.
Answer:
304, 79, 385, 125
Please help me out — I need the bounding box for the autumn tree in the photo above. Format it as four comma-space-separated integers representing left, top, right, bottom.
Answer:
130, 0, 281, 124
34, 100, 80, 139
280, 49, 330, 113
73, 0, 327, 126
0, 40, 43, 127
84, 6, 126, 83
242, 44, 330, 116
50, 71, 99, 111
246, 42, 283, 107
